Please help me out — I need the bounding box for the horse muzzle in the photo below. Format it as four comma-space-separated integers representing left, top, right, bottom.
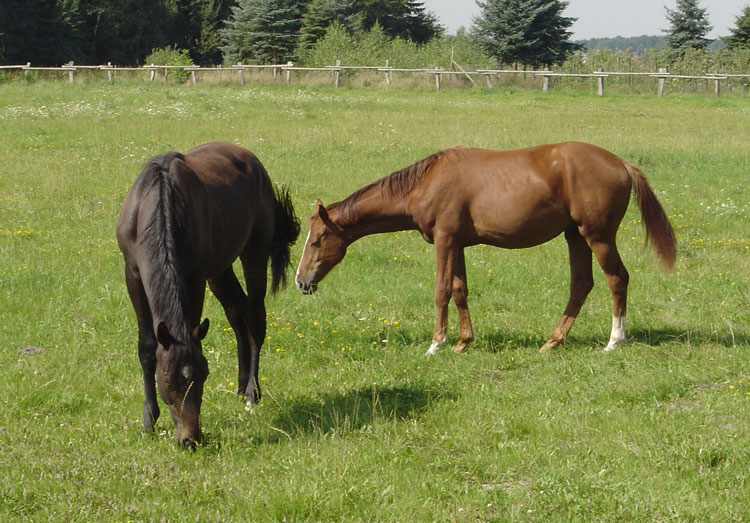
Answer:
296, 278, 317, 295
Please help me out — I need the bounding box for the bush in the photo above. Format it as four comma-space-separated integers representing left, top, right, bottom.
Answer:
143, 46, 194, 84
298, 23, 493, 70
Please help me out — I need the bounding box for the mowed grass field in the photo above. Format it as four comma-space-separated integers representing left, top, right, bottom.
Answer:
1, 80, 748, 521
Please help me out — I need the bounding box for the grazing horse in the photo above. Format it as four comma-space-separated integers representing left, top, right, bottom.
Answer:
295, 142, 676, 355
116, 141, 300, 447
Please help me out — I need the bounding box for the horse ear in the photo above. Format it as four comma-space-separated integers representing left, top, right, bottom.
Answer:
157, 322, 176, 349
316, 199, 329, 221
193, 318, 210, 341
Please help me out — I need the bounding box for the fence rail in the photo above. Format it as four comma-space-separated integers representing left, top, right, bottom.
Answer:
2, 61, 748, 96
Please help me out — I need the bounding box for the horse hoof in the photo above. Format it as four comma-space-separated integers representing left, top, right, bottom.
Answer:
539, 341, 558, 353
452, 343, 468, 353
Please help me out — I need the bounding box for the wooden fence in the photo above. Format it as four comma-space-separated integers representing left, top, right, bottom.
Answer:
2, 61, 748, 96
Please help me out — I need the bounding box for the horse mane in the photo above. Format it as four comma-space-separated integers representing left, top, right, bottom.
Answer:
138, 152, 192, 342
338, 148, 459, 220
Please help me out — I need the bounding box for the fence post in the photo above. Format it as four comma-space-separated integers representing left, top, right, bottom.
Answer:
333, 59, 341, 88
66, 62, 74, 83
149, 64, 155, 82
434, 66, 440, 91
714, 73, 721, 96
542, 74, 550, 92
107, 62, 113, 83
191, 68, 197, 86
237, 63, 244, 85
657, 68, 667, 97
285, 62, 292, 86
384, 60, 392, 86
597, 68, 604, 96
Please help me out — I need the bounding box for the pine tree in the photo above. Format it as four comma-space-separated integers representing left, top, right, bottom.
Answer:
355, 0, 442, 43
723, 5, 750, 50
220, 0, 300, 64
471, 0, 579, 67
297, 0, 357, 53
663, 0, 712, 52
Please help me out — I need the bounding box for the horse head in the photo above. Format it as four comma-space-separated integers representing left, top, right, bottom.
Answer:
296, 199, 348, 295
155, 319, 210, 448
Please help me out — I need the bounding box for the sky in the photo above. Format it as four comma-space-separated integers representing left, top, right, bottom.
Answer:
421, 0, 748, 40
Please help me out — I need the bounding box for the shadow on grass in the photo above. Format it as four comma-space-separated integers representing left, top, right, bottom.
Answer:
255, 384, 456, 444
478, 326, 749, 354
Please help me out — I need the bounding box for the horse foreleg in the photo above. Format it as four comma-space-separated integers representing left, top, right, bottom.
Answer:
426, 235, 457, 356
124, 265, 160, 431
540, 228, 594, 353
589, 240, 629, 351
451, 248, 474, 353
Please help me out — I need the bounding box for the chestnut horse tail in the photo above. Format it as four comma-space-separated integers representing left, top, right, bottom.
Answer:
269, 185, 301, 294
624, 162, 677, 272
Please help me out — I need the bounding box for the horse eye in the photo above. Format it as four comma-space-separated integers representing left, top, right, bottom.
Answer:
311, 239, 321, 248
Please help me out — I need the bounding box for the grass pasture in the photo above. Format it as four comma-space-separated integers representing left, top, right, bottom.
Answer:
0, 81, 749, 521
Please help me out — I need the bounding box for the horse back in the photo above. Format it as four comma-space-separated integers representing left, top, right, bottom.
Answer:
409, 142, 632, 247
117, 142, 275, 278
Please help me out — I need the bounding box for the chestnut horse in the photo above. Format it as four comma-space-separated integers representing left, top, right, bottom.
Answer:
116, 142, 300, 447
295, 142, 675, 355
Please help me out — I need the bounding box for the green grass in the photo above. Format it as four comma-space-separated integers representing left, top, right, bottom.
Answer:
1, 81, 748, 521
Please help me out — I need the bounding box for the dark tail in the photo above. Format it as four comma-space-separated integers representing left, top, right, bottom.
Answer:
625, 162, 677, 272
270, 185, 300, 294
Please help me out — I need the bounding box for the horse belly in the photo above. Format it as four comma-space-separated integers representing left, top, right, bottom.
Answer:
471, 199, 570, 249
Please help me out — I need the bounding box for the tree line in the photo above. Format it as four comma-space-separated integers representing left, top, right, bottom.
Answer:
1, 0, 749, 69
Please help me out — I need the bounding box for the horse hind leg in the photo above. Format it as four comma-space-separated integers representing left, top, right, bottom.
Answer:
588, 238, 629, 352
540, 227, 594, 353
240, 253, 270, 408
207, 268, 258, 409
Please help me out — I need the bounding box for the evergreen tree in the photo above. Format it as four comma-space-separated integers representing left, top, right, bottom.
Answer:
297, 0, 357, 53
191, 0, 235, 64
663, 0, 712, 52
471, 0, 580, 67
220, 0, 301, 64
723, 5, 750, 50
354, 0, 443, 43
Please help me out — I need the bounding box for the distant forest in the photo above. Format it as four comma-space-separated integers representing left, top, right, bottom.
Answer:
576, 35, 726, 53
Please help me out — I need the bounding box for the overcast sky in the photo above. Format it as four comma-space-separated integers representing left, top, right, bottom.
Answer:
422, 0, 748, 40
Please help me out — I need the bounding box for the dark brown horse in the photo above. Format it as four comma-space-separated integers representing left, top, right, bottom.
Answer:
295, 142, 675, 355
116, 141, 300, 447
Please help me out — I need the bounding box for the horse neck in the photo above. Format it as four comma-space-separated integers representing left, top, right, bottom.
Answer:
335, 186, 414, 242
142, 263, 193, 342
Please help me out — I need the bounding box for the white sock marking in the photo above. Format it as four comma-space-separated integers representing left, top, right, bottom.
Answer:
425, 337, 446, 356
604, 315, 626, 352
